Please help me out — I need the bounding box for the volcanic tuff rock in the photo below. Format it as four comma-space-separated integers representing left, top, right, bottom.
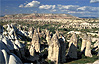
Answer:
85, 35, 93, 57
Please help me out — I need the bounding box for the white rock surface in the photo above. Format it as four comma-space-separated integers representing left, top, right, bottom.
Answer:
15, 39, 23, 48
9, 54, 22, 64
1, 49, 10, 64
93, 60, 99, 64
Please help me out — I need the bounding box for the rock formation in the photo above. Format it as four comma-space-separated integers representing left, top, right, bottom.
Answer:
15, 39, 23, 48
47, 41, 54, 60
46, 30, 51, 45
2, 37, 14, 51
85, 35, 93, 57
69, 33, 77, 47
0, 38, 22, 64
9, 54, 22, 64
59, 35, 66, 62
28, 27, 34, 38
52, 34, 60, 64
47, 31, 53, 60
67, 43, 77, 59
1, 22, 99, 64
93, 60, 99, 64
29, 45, 35, 56
68, 33, 77, 59
48, 33, 60, 64
15, 39, 26, 59
56, 30, 59, 38
1, 49, 9, 64
41, 30, 46, 38
31, 29, 40, 53
18, 25, 23, 31
7, 24, 11, 33
81, 33, 87, 52
9, 27, 16, 40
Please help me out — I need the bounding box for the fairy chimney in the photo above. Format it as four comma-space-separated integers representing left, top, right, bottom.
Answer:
29, 45, 35, 56
67, 33, 77, 59
28, 27, 34, 38
9, 27, 14, 36
48, 33, 60, 64
47, 39, 53, 60
46, 30, 51, 45
85, 35, 93, 57
53, 34, 60, 64
67, 43, 77, 59
31, 29, 40, 52
81, 33, 87, 52
49, 34, 60, 64
7, 24, 11, 33
69, 33, 77, 47
59, 35, 66, 62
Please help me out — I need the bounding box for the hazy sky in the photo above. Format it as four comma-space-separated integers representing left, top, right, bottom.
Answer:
0, 0, 99, 17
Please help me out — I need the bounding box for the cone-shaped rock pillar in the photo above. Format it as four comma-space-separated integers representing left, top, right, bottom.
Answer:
85, 35, 93, 57
81, 33, 87, 52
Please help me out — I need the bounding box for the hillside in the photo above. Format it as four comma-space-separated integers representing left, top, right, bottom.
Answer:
3, 13, 79, 19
